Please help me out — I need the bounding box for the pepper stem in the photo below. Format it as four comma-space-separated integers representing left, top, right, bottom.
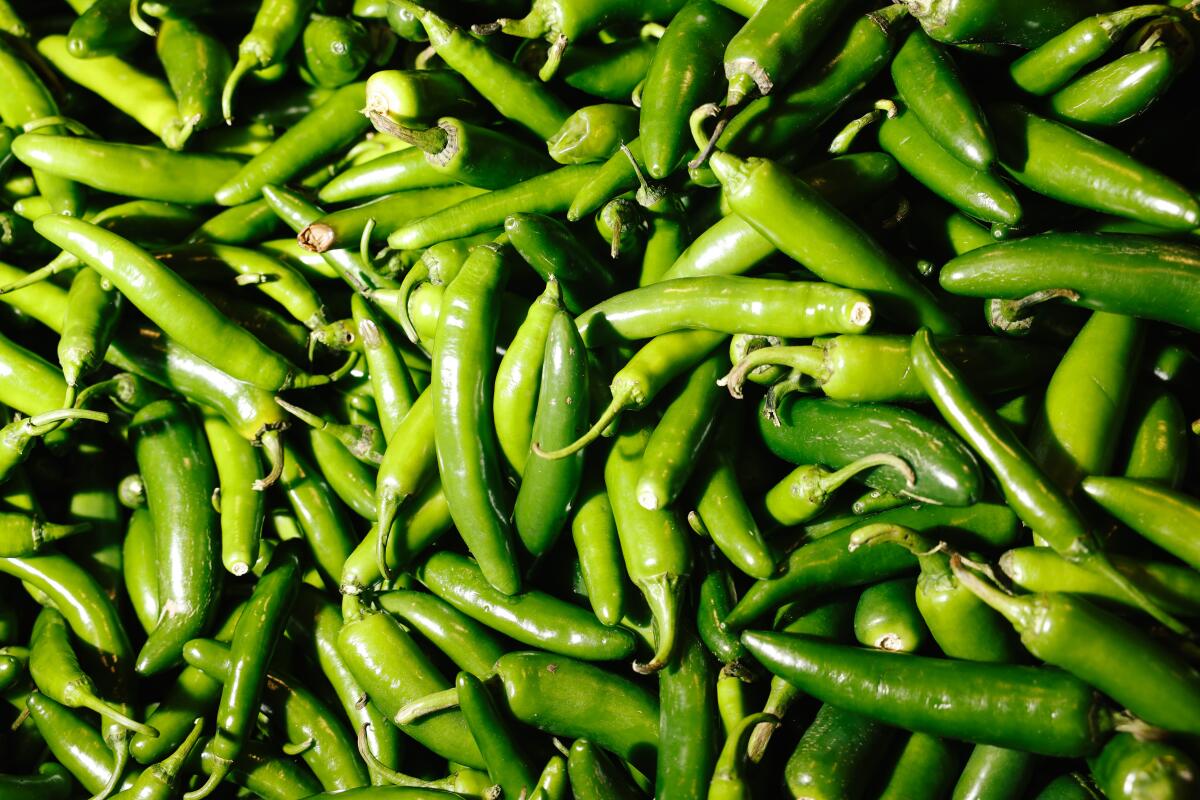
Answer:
829, 99, 898, 155
376, 517, 395, 583
533, 392, 626, 460
21, 115, 98, 137
1079, 551, 1187, 635
688, 103, 733, 170
184, 759, 227, 800
632, 573, 682, 674
81, 694, 159, 738
359, 218, 376, 270
0, 252, 74, 295
289, 351, 360, 389
718, 345, 825, 399
157, 718, 205, 782
29, 407, 109, 429
393, 262, 430, 344
129, 0, 156, 36
816, 453, 915, 497
949, 553, 1029, 627
274, 397, 330, 432
88, 734, 127, 800
368, 111, 449, 154
394, 687, 460, 725
358, 724, 442, 787
712, 712, 777, 787
254, 430, 284, 492
848, 522, 933, 554
221, 55, 257, 124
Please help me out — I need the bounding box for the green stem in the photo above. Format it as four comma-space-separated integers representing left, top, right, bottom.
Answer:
719, 345, 825, 399
394, 687, 460, 725
368, 111, 448, 154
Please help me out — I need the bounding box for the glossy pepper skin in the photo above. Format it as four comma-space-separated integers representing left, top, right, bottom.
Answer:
905, 0, 1117, 48
131, 400, 220, 676
431, 242, 522, 595
709, 151, 957, 333
743, 632, 1111, 757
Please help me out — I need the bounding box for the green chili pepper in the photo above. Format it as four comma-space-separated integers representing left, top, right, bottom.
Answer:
363, 68, 484, 123
26, 693, 128, 796
785, 702, 894, 800
1082, 477, 1200, 571
201, 739, 322, 800
388, 165, 599, 250
397, 1, 571, 138
0, 762, 71, 799
9, 134, 241, 205
745, 631, 1113, 756
953, 557, 1200, 733
223, 0, 316, 121
351, 293, 416, 441
555, 32, 659, 100
955, 232, 1200, 331
693, 417, 774, 580
337, 602, 485, 769
951, 745, 1036, 800
419, 551, 636, 660
157, 17, 231, 138
276, 440, 358, 586
377, 588, 505, 679
217, 82, 370, 206
505, 213, 618, 314
656, 628, 718, 800
1122, 390, 1189, 488
456, 670, 539, 798
879, 732, 961, 800
494, 651, 659, 774
1089, 732, 1198, 800
200, 411, 265, 577
57, 267, 120, 400
302, 14, 371, 87
1049, 41, 1186, 127
907, 0, 1116, 47
567, 138, 645, 221
911, 328, 1183, 632
568, 738, 645, 800
571, 463, 627, 627
989, 103, 1199, 231
709, 151, 957, 332
547, 104, 639, 165
852, 576, 928, 653
318, 149, 458, 204
1009, 4, 1180, 94
762, 455, 915, 527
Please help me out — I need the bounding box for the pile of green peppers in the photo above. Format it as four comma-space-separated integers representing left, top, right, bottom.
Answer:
0, 0, 1199, 797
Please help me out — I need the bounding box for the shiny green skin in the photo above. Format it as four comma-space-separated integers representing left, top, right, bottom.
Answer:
952, 745, 1036, 800
36, 216, 301, 392
302, 14, 370, 87
495, 282, 561, 477
11, 134, 240, 205
1033, 773, 1102, 800
27, 607, 122, 724
0, 330, 69, 416
205, 551, 300, 784
696, 565, 747, 669
217, 82, 370, 205
878, 106, 1020, 225
131, 603, 244, 764
656, 630, 718, 800
433, 243, 522, 594
66, 0, 139, 57
506, 213, 617, 314
912, 545, 1023, 663
548, 104, 639, 165
571, 467, 627, 627
402, 117, 552, 190
0, 40, 81, 216
568, 138, 643, 221
200, 741, 321, 800
337, 608, 485, 769
364, 68, 482, 122
637, 353, 724, 511
605, 420, 693, 672
0, 512, 83, 557
568, 739, 645, 800
710, 152, 957, 333
289, 590, 401, 785
892, 28, 994, 169
909, 330, 1095, 559
853, 576, 927, 652
785, 703, 894, 800
57, 267, 114, 388
1089, 733, 1198, 800
457, 670, 539, 798
1001, 546, 1200, 618
0, 763, 71, 799
308, 428, 377, 520
1008, 5, 1170, 95
695, 419, 774, 580
757, 334, 1056, 403
389, 165, 600, 250
641, 0, 740, 177
378, 588, 505, 679
559, 37, 658, 100
26, 693, 120, 795
941, 234, 1200, 332
515, 310, 588, 556
984, 588, 1200, 733
305, 185, 484, 252
1030, 311, 1142, 494
989, 103, 1200, 231
665, 152, 899, 280
1049, 47, 1181, 127
498, 0, 684, 64
879, 732, 960, 800
278, 440, 357, 586
158, 17, 231, 133
495, 651, 659, 774
576, 276, 873, 345
299, 788, 488, 799
743, 632, 1110, 756
202, 411, 265, 577
760, 397, 983, 506
186, 638, 368, 791
318, 150, 457, 203
1082, 477, 1200, 571
352, 293, 416, 442
419, 551, 636, 660
122, 509, 159, 635
1123, 390, 1188, 488
722, 0, 852, 104
404, 2, 571, 139
131, 400, 220, 675
909, 0, 1116, 47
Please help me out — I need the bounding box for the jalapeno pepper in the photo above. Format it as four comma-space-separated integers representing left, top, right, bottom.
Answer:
785, 702, 894, 800
906, 0, 1117, 47
1082, 477, 1200, 571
